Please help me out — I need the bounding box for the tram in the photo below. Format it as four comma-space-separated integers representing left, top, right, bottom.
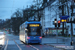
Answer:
19, 21, 42, 44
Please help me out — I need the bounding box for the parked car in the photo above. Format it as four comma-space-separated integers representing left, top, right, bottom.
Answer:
0, 32, 5, 48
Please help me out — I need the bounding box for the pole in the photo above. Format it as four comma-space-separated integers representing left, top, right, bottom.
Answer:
52, 6, 58, 43
37, 0, 39, 21
70, 0, 74, 45
42, 13, 43, 36
64, 5, 67, 36
67, 1, 69, 37
56, 11, 58, 43
62, 5, 64, 36
56, 27, 58, 43
71, 22, 73, 44
71, 7, 73, 36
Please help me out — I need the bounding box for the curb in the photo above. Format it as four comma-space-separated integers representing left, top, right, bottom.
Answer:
44, 44, 75, 50
44, 44, 54, 47
42, 37, 70, 39
44, 44, 66, 50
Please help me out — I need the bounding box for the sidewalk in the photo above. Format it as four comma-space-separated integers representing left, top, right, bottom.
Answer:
45, 44, 75, 50
43, 36, 75, 39
42, 37, 75, 50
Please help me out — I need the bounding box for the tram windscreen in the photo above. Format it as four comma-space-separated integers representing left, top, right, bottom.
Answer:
28, 27, 41, 36
28, 24, 41, 36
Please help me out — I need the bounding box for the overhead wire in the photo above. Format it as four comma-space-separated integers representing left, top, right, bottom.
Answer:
11, 0, 15, 15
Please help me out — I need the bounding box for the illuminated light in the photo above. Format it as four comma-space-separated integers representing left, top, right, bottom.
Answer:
39, 37, 42, 39
58, 21, 60, 23
0, 38, 5, 45
61, 19, 64, 22
27, 37, 30, 39
61, 19, 67, 22
65, 19, 66, 22
0, 35, 4, 39
54, 21, 57, 23
29, 24, 39, 27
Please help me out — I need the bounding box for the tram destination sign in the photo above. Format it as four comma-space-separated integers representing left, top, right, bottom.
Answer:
29, 24, 40, 27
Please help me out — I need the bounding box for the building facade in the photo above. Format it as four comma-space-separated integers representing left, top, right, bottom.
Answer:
40, 0, 75, 35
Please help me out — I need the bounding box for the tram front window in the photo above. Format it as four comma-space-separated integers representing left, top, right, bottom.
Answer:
28, 27, 41, 36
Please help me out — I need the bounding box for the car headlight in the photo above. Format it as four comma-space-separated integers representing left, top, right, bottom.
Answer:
0, 35, 4, 39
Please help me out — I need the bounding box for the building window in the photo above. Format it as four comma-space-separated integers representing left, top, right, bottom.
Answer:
47, 0, 49, 2
74, 28, 75, 30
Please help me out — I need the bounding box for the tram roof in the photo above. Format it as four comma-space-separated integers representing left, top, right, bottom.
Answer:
25, 21, 41, 24
20, 21, 41, 26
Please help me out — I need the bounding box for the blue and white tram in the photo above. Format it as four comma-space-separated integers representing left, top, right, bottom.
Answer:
19, 21, 42, 44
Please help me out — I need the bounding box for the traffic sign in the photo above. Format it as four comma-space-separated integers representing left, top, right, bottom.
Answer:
60, 16, 69, 23
60, 16, 69, 19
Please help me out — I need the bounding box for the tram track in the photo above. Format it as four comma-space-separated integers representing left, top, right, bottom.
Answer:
13, 39, 62, 50
3, 39, 8, 50
29, 43, 63, 50
13, 39, 22, 50
13, 39, 40, 50
29, 45, 39, 50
